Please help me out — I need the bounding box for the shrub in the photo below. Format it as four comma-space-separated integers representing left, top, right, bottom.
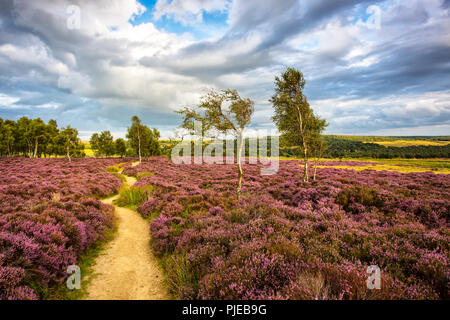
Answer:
130, 157, 449, 300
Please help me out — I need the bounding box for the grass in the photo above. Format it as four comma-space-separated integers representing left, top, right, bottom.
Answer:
105, 162, 127, 173
160, 253, 198, 297
136, 171, 154, 180
113, 185, 154, 209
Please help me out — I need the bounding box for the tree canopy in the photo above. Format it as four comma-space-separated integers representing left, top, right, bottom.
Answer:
126, 116, 161, 162
270, 67, 327, 182
178, 89, 254, 198
0, 117, 84, 159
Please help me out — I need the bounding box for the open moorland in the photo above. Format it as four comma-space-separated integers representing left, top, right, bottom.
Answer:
123, 157, 449, 300
0, 158, 125, 299
0, 155, 449, 300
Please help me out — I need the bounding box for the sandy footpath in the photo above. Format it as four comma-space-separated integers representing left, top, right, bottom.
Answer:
84, 163, 169, 300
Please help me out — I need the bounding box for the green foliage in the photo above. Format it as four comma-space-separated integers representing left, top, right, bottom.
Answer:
319, 136, 450, 159
90, 131, 115, 157
162, 253, 199, 296
136, 171, 154, 180
178, 89, 254, 138
114, 185, 154, 208
115, 138, 127, 157
176, 89, 255, 198
336, 186, 384, 214
60, 126, 84, 160
126, 116, 161, 161
0, 117, 84, 158
270, 67, 327, 181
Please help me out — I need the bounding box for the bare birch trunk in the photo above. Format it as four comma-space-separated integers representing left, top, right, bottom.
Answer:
237, 132, 244, 199
303, 147, 308, 182
33, 137, 38, 158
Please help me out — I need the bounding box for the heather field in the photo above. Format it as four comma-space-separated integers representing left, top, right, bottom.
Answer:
0, 158, 125, 299
123, 157, 450, 300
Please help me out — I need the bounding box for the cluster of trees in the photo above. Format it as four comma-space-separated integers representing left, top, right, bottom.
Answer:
89, 116, 161, 161
0, 117, 84, 159
0, 115, 162, 161
177, 67, 326, 197
90, 131, 126, 157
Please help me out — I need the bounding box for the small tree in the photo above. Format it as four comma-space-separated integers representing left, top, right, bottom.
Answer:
90, 133, 100, 157
0, 119, 14, 156
127, 116, 143, 163
270, 67, 327, 182
30, 118, 46, 158
99, 131, 115, 156
43, 119, 59, 157
127, 116, 160, 161
90, 131, 115, 157
178, 89, 254, 199
115, 138, 127, 157
60, 126, 80, 161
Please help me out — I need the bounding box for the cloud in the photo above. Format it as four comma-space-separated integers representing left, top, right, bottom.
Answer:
311, 91, 450, 134
153, 0, 230, 25
0, 0, 449, 138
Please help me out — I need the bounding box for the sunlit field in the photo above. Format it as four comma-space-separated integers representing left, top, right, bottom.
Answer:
299, 158, 450, 174
372, 140, 450, 147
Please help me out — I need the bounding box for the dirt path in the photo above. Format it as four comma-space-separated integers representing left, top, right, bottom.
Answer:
84, 163, 169, 300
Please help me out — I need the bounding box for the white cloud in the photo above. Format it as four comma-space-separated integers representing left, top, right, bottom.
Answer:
0, 43, 69, 75
0, 93, 20, 106
154, 0, 230, 25
311, 91, 450, 134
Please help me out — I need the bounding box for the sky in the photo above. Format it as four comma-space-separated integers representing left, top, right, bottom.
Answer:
0, 0, 449, 139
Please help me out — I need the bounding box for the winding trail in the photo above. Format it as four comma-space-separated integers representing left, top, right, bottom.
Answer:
84, 162, 169, 300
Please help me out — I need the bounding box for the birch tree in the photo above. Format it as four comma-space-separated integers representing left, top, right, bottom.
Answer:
270, 68, 327, 182
178, 89, 254, 199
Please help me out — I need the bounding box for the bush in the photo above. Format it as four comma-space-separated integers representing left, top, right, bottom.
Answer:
130, 157, 449, 300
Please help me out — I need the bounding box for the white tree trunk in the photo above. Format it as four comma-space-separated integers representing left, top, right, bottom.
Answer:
138, 130, 142, 163
237, 131, 244, 199
303, 147, 308, 182
33, 137, 38, 158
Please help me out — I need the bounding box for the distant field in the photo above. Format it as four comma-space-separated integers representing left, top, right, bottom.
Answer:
81, 141, 95, 157
326, 135, 450, 143
287, 157, 450, 174
371, 140, 450, 147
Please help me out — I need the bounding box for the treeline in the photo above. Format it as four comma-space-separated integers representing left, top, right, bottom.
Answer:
168, 137, 450, 159
2, 117, 448, 160
0, 115, 162, 160
280, 137, 450, 159
0, 117, 84, 159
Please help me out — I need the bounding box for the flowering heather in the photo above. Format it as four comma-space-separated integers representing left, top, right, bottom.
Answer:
0, 158, 124, 299
125, 157, 450, 300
